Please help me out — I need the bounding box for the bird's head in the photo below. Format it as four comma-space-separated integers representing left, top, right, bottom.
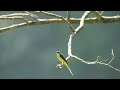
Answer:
56, 51, 60, 54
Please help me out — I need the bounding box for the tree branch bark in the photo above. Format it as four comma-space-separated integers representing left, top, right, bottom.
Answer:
0, 12, 120, 33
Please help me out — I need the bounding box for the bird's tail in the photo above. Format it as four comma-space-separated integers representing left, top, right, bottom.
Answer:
66, 65, 74, 76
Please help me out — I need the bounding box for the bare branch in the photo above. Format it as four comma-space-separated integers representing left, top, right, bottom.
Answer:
75, 11, 92, 33
0, 22, 28, 33
0, 13, 29, 17
71, 49, 120, 71
0, 16, 29, 23
67, 34, 73, 57
0, 13, 120, 33
33, 11, 75, 32
56, 11, 120, 72
67, 11, 92, 57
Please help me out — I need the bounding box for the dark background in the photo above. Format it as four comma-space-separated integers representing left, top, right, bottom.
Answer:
0, 11, 120, 79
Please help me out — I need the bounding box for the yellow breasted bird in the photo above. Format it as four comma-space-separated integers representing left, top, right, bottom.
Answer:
56, 51, 73, 76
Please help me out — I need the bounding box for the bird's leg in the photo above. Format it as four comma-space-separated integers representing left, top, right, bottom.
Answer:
56, 62, 64, 69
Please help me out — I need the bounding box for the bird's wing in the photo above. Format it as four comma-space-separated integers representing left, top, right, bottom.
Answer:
60, 54, 68, 64
59, 53, 73, 76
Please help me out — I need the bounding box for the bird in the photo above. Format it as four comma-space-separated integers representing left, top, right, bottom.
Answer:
56, 51, 73, 76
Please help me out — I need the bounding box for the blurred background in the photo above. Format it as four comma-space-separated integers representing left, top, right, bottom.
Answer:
0, 11, 120, 79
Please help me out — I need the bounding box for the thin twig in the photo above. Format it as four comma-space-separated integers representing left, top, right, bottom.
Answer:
100, 11, 104, 15
97, 62, 120, 71
66, 11, 71, 20
92, 11, 103, 20
25, 11, 39, 22
108, 49, 114, 64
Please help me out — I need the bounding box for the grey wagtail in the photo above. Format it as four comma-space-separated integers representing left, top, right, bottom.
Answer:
56, 51, 73, 76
